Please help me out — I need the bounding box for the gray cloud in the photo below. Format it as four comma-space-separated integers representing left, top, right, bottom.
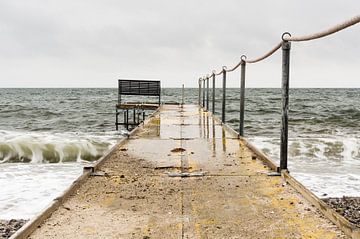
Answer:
0, 0, 359, 87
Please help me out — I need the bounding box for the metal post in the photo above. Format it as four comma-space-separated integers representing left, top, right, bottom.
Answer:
239, 61, 246, 136
125, 109, 129, 130
221, 70, 226, 123
198, 79, 201, 106
280, 40, 291, 172
181, 84, 184, 105
159, 88, 161, 105
133, 109, 136, 124
202, 79, 206, 108
115, 109, 118, 130
127, 109, 130, 130
212, 73, 215, 114
118, 80, 121, 104
206, 77, 209, 111
123, 110, 126, 126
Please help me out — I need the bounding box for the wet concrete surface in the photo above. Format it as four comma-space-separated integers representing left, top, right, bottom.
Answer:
29, 105, 347, 238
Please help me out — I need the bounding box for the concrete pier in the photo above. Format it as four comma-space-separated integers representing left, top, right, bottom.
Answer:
28, 105, 346, 239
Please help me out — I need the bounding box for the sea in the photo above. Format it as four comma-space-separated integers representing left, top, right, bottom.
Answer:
0, 88, 359, 220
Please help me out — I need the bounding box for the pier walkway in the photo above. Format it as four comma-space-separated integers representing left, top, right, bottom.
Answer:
29, 105, 345, 239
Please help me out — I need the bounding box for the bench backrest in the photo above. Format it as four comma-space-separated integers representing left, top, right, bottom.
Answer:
118, 79, 161, 104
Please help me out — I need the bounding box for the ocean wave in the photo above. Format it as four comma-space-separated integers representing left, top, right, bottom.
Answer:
0, 130, 117, 163
249, 137, 360, 162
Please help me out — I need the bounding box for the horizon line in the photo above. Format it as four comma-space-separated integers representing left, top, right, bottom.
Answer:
2, 87, 360, 89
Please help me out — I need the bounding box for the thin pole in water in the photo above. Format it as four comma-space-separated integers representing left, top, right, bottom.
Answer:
125, 109, 129, 130
133, 109, 136, 125
115, 109, 118, 130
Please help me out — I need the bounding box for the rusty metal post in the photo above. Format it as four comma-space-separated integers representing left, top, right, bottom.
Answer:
239, 61, 246, 136
221, 69, 226, 123
280, 39, 291, 172
206, 77, 209, 111
212, 73, 215, 114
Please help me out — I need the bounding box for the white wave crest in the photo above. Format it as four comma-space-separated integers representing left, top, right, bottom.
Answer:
0, 130, 117, 163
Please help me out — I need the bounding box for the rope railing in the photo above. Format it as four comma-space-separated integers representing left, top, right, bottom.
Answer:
197, 15, 359, 172
225, 59, 241, 72
212, 68, 225, 76
245, 42, 282, 64
202, 15, 359, 77
284, 15, 360, 42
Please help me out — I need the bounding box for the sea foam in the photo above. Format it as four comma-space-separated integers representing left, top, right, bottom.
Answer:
0, 130, 116, 163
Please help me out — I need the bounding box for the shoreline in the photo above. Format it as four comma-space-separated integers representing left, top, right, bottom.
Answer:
0, 220, 27, 239
324, 197, 360, 227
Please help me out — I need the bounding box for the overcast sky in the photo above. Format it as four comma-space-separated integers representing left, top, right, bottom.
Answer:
0, 0, 359, 88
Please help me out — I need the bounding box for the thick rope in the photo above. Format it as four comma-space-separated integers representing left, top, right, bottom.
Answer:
225, 61, 242, 72
201, 15, 359, 78
214, 70, 223, 76
245, 42, 282, 64
284, 15, 360, 42
212, 67, 227, 76
225, 55, 247, 72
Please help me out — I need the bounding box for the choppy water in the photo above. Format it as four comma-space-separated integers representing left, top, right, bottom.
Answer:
0, 88, 359, 219
222, 88, 360, 199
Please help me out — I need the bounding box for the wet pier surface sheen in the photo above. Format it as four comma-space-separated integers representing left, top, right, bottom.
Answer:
29, 105, 346, 239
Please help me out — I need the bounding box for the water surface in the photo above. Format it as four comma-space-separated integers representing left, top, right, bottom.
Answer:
0, 88, 359, 219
